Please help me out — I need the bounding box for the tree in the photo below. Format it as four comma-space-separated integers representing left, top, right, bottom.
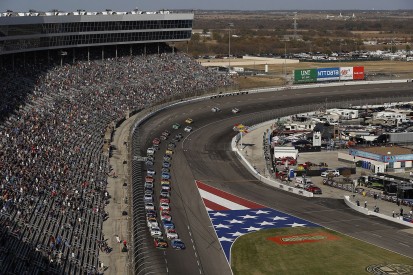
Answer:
342, 169, 352, 183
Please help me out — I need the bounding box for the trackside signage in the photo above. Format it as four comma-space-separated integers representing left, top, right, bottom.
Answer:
268, 232, 340, 245
317, 67, 340, 81
340, 67, 353, 80
353, 66, 365, 80
294, 69, 317, 83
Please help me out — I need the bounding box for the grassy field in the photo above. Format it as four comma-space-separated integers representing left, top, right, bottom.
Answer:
231, 227, 413, 275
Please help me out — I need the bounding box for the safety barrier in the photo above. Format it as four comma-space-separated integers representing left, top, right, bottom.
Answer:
232, 134, 314, 197
344, 196, 413, 228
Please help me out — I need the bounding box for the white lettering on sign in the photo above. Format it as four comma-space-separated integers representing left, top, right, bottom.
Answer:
301, 70, 311, 76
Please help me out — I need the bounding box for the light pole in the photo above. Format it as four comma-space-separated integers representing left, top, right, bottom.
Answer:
228, 23, 234, 72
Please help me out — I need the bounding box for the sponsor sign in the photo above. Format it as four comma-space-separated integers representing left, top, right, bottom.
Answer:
268, 232, 340, 245
353, 66, 365, 80
317, 67, 340, 81
349, 148, 382, 161
294, 69, 317, 83
340, 67, 353, 80
350, 148, 413, 162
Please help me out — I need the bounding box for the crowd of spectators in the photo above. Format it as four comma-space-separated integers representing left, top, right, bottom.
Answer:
0, 45, 233, 274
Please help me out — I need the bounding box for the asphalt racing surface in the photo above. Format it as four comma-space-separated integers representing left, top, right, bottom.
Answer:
137, 83, 413, 275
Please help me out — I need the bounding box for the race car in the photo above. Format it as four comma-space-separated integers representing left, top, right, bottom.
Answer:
185, 118, 193, 124
166, 229, 179, 239
184, 126, 192, 133
154, 238, 168, 249
160, 202, 170, 212
171, 239, 185, 250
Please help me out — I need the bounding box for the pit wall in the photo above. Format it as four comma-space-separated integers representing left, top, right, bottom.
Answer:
344, 196, 413, 228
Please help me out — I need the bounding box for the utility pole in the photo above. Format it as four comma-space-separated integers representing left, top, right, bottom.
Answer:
228, 23, 234, 72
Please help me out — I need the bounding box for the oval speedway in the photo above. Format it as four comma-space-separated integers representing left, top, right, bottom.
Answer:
136, 82, 413, 275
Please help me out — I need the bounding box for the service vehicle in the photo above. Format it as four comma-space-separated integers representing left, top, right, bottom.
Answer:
154, 238, 168, 249
211, 107, 220, 112
185, 118, 193, 124
184, 126, 192, 133
171, 239, 185, 250
166, 229, 179, 239
150, 226, 162, 238
232, 108, 240, 114
172, 123, 181, 130
321, 169, 340, 177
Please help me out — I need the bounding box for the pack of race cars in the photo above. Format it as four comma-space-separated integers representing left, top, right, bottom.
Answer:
144, 120, 195, 250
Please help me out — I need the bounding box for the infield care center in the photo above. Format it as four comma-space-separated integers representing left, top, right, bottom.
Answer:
338, 146, 413, 173
294, 66, 364, 84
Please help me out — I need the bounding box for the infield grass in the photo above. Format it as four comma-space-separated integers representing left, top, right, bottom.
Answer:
231, 227, 413, 275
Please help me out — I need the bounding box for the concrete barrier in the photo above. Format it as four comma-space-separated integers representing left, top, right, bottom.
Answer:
232, 135, 314, 198
344, 196, 413, 228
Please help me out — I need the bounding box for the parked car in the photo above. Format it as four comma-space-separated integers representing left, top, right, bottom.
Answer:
305, 185, 322, 194
171, 239, 186, 250
321, 169, 340, 177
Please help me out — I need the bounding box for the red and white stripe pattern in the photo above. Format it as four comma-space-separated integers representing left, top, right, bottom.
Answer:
196, 180, 264, 211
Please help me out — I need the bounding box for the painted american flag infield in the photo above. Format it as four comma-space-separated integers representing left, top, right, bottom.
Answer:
196, 180, 320, 262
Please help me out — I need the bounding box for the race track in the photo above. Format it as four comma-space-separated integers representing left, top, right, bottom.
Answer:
137, 82, 413, 275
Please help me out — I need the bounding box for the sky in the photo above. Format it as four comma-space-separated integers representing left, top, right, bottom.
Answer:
1, 0, 412, 12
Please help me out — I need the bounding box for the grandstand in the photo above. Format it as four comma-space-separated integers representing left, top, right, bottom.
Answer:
0, 10, 232, 275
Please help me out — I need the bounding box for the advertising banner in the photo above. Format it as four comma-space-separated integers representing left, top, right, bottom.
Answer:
317, 67, 340, 81
294, 69, 317, 83
353, 66, 365, 80
339, 67, 353, 80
